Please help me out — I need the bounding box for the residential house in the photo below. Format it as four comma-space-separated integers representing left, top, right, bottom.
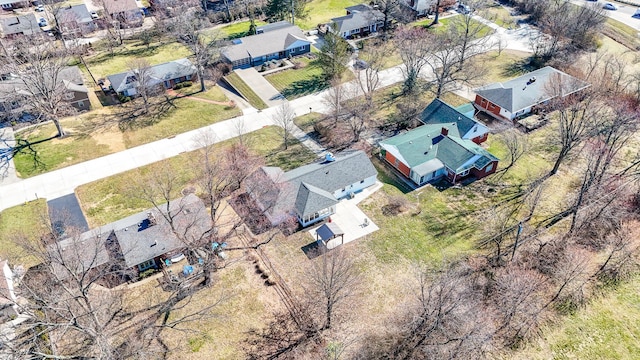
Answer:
106, 58, 197, 97
0, 260, 18, 321
474, 66, 590, 122
0, 13, 38, 38
0, 66, 90, 121
247, 150, 378, 227
48, 194, 210, 281
400, 0, 456, 17
57, 4, 97, 37
330, 4, 384, 39
420, 98, 489, 144
0, 0, 28, 10
102, 0, 143, 28
379, 123, 499, 186
221, 21, 311, 69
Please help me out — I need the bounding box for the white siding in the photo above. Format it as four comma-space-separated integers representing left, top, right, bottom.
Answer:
332, 175, 377, 199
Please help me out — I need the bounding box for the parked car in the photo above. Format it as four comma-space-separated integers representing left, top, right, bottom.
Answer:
35, 5, 44, 12
38, 17, 47, 27
603, 3, 618, 10
458, 3, 471, 14
90, 11, 99, 19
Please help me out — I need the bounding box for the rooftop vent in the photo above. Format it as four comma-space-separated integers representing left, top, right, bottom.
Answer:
147, 212, 157, 226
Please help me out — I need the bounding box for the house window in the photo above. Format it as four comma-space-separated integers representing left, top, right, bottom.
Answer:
350, 29, 359, 34
298, 46, 306, 52
394, 158, 399, 167
459, 169, 470, 177
138, 259, 156, 271
485, 163, 493, 172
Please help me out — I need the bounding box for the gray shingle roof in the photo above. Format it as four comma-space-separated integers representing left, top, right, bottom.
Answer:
48, 194, 210, 279
0, 66, 85, 100
475, 66, 590, 113
222, 23, 311, 63
331, 4, 384, 34
0, 14, 38, 36
58, 4, 93, 24
251, 150, 377, 222
256, 21, 293, 33
420, 99, 481, 138
107, 58, 196, 93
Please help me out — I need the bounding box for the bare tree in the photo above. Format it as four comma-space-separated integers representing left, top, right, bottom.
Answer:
355, 40, 389, 105
496, 130, 528, 177
168, 7, 222, 92
396, 26, 430, 94
128, 59, 162, 116
273, 102, 296, 150
303, 247, 361, 330
0, 36, 77, 137
323, 78, 346, 127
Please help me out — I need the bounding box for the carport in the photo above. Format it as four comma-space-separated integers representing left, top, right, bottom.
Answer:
315, 222, 345, 247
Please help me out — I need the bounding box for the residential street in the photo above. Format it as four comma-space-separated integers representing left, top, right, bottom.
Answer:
0, 16, 537, 212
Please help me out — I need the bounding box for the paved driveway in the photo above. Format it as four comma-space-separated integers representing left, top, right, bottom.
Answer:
234, 67, 285, 107
47, 194, 90, 234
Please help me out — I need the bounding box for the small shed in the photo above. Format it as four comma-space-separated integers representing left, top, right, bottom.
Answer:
316, 222, 345, 247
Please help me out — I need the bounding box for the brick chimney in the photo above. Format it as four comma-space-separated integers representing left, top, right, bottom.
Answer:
441, 127, 449, 136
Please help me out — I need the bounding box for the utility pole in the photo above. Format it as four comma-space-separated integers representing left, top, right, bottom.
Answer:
291, 0, 295, 25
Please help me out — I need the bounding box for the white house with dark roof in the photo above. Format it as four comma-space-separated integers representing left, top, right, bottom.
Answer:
474, 66, 590, 122
330, 4, 384, 39
0, 0, 28, 10
57, 4, 97, 37
247, 150, 378, 227
106, 58, 197, 97
221, 21, 311, 69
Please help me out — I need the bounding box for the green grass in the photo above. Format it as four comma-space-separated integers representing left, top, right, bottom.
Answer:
13, 88, 240, 178
513, 274, 640, 360
224, 73, 268, 110
414, 15, 493, 38
294, 112, 324, 133
14, 120, 113, 178
603, 18, 640, 50
85, 40, 192, 78
77, 126, 317, 226
218, 20, 268, 39
296, 0, 361, 30
0, 200, 48, 267
265, 57, 327, 99
123, 93, 242, 148
480, 3, 517, 29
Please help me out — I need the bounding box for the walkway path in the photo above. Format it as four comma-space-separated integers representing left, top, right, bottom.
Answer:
0, 14, 536, 212
234, 67, 286, 107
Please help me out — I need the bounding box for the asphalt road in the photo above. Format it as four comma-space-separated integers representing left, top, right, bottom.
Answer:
572, 0, 640, 30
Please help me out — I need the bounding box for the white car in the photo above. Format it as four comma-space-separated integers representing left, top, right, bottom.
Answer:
90, 11, 99, 19
35, 5, 44, 12
603, 3, 618, 10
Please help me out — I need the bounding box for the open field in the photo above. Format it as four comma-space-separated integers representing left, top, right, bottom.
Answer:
0, 200, 48, 267
84, 40, 192, 79
510, 272, 640, 360
76, 126, 317, 227
13, 87, 240, 178
296, 0, 361, 30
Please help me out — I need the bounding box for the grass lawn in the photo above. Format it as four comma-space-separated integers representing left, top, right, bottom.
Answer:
224, 73, 268, 110
294, 112, 324, 133
474, 49, 535, 85
512, 273, 640, 360
0, 200, 48, 267
218, 20, 268, 39
296, 0, 361, 30
265, 57, 327, 99
415, 15, 493, 38
84, 40, 192, 78
480, 3, 517, 29
13, 87, 240, 178
76, 126, 317, 227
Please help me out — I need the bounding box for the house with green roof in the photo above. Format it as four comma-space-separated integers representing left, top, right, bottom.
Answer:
379, 123, 498, 186
420, 98, 489, 144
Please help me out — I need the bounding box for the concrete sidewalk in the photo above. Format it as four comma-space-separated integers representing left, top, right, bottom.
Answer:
234, 67, 286, 108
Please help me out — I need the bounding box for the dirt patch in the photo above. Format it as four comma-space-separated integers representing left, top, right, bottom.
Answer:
92, 130, 126, 152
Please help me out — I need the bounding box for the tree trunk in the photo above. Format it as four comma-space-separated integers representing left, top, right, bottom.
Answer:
430, 0, 441, 26
53, 119, 65, 137
199, 67, 206, 93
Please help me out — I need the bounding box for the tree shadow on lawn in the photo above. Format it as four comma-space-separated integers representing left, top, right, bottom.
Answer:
501, 57, 541, 79
280, 75, 328, 99
6, 135, 58, 176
